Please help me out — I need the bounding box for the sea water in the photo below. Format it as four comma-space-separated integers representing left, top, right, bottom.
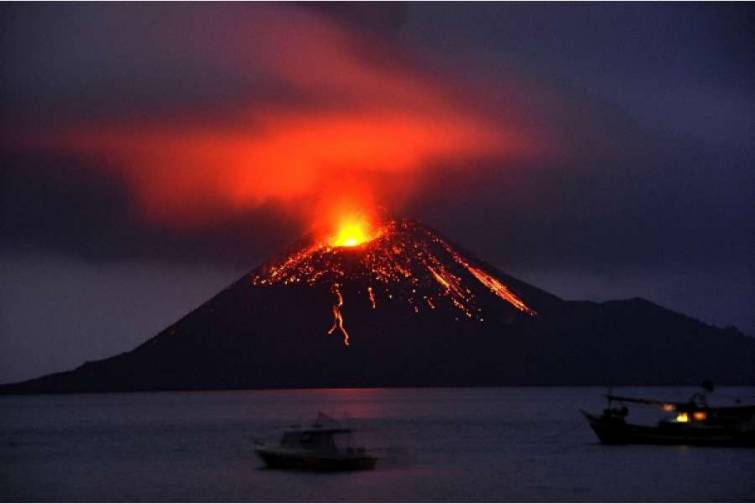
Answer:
1, 387, 754, 502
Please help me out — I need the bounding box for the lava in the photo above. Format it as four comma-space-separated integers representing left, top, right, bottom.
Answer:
367, 286, 377, 309
328, 214, 381, 248
463, 264, 536, 316
252, 219, 536, 347
327, 283, 350, 346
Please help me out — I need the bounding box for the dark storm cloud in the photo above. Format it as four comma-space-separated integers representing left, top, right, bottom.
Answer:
398, 2, 754, 275
0, 2, 410, 127
0, 3, 309, 125
410, 134, 753, 274
301, 2, 408, 36
1, 152, 299, 269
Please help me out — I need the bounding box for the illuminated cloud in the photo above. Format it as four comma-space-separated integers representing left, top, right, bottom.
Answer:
11, 4, 540, 236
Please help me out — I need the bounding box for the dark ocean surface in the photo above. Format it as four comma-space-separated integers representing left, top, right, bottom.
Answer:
2, 387, 754, 502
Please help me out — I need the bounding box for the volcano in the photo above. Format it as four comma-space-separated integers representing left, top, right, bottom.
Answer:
2, 219, 753, 394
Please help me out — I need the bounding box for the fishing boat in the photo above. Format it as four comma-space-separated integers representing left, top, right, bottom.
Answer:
582, 383, 755, 447
254, 414, 377, 471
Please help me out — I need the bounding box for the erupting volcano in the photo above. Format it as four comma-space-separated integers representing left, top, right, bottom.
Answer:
2, 219, 754, 394
253, 218, 536, 347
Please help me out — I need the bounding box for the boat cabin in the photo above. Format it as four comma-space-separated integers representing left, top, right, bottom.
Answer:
280, 427, 356, 453
255, 421, 377, 470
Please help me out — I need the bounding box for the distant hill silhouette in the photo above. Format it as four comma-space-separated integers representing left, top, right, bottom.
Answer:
2, 219, 753, 394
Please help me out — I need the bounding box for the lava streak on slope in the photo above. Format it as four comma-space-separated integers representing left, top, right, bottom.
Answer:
251, 219, 536, 346
327, 283, 350, 346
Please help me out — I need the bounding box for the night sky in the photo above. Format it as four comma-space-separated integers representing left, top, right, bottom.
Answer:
1, 3, 753, 383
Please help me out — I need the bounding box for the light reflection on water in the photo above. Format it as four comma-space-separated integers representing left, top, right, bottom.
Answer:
1, 387, 754, 502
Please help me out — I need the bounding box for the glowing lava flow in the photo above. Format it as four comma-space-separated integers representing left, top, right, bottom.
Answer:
250, 219, 536, 346
327, 283, 350, 346
367, 286, 377, 309
434, 239, 537, 316
463, 264, 536, 316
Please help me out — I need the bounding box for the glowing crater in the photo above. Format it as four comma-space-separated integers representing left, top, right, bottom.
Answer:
328, 215, 381, 248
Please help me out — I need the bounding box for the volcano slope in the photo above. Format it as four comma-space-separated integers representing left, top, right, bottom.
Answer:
2, 219, 753, 393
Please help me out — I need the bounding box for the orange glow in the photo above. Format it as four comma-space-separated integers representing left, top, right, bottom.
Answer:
433, 239, 536, 316
10, 5, 554, 240
464, 264, 536, 316
662, 403, 676, 412
327, 283, 350, 346
693, 411, 707, 421
49, 108, 519, 233
37, 105, 522, 238
251, 220, 536, 346
367, 286, 377, 309
23, 6, 539, 235
428, 265, 451, 290
329, 214, 380, 248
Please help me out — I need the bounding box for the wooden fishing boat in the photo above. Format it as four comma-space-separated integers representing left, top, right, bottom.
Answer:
582, 384, 755, 447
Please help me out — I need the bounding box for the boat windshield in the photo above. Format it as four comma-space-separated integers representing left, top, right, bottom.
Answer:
281, 430, 349, 452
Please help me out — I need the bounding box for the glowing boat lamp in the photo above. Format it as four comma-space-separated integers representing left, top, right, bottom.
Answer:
674, 411, 707, 423
675, 412, 690, 423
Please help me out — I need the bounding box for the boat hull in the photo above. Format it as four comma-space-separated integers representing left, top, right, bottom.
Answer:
255, 447, 377, 471
581, 411, 755, 447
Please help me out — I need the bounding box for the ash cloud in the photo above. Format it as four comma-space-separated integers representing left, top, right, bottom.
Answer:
3, 2, 542, 244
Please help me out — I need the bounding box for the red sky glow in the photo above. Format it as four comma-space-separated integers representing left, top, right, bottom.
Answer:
25, 6, 541, 239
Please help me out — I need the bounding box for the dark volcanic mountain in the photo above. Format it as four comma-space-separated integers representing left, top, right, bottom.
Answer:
2, 219, 753, 393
